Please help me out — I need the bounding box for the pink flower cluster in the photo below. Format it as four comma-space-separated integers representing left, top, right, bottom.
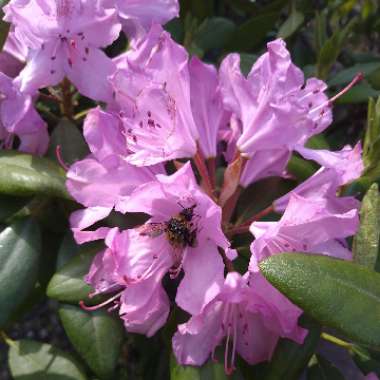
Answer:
1, 0, 364, 374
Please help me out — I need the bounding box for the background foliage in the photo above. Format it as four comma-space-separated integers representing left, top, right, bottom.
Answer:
1, 0, 380, 379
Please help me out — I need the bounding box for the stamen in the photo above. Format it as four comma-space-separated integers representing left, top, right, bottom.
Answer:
56, 145, 69, 171
310, 72, 363, 115
79, 290, 124, 311
328, 72, 363, 105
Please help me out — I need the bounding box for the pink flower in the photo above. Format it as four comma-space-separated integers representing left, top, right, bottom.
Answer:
0, 72, 48, 155
121, 162, 229, 315
189, 56, 230, 159
82, 160, 230, 332
364, 373, 379, 380
218, 39, 332, 189
84, 227, 171, 337
274, 143, 364, 212
240, 149, 291, 187
66, 108, 162, 243
110, 25, 198, 166
0, 31, 27, 77
219, 40, 332, 158
250, 193, 360, 272
103, 0, 179, 44
4, 0, 121, 101
173, 272, 306, 374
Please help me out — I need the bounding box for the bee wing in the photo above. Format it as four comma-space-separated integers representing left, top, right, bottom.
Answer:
138, 222, 166, 237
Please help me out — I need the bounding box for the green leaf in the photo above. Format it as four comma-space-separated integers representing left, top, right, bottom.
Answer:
56, 232, 79, 270
239, 53, 258, 76
328, 62, 380, 87
317, 19, 357, 80
306, 135, 330, 150
260, 253, 380, 348
0, 1, 10, 50
277, 9, 304, 39
353, 184, 380, 269
352, 345, 380, 376
263, 320, 321, 380
314, 11, 328, 54
0, 194, 31, 222
0, 219, 41, 327
306, 354, 345, 380
59, 304, 124, 380
170, 355, 244, 380
287, 155, 318, 181
194, 17, 236, 51
336, 82, 380, 104
180, 0, 213, 20
47, 245, 102, 304
0, 150, 70, 199
8, 339, 87, 380
362, 97, 380, 182
226, 12, 280, 52
48, 118, 89, 166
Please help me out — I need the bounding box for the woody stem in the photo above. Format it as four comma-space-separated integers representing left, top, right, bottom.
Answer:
222, 187, 242, 225
206, 157, 216, 190
227, 205, 274, 236
60, 78, 74, 119
194, 150, 215, 198
218, 247, 234, 273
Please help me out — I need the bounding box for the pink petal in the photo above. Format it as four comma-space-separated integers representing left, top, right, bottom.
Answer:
176, 242, 225, 315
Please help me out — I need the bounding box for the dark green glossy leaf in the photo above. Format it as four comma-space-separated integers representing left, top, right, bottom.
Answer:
0, 219, 41, 327
47, 245, 102, 304
317, 19, 357, 80
194, 17, 236, 51
8, 339, 87, 380
48, 118, 89, 166
263, 321, 321, 380
0, 150, 69, 199
353, 184, 380, 269
56, 232, 79, 270
59, 304, 124, 380
352, 345, 380, 376
314, 11, 328, 54
329, 62, 380, 87
287, 155, 318, 181
239, 53, 258, 76
277, 9, 304, 39
0, 194, 31, 222
226, 12, 280, 52
306, 135, 330, 150
307, 354, 345, 380
0, 1, 10, 50
170, 355, 244, 380
180, 0, 213, 20
362, 97, 380, 182
260, 254, 380, 348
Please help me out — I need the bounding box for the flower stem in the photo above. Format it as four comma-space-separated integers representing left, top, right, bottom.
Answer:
206, 157, 216, 190
38, 92, 61, 103
222, 186, 241, 224
73, 108, 92, 121
227, 205, 274, 236
0, 331, 15, 347
321, 332, 352, 351
194, 150, 215, 199
218, 247, 234, 272
60, 78, 74, 119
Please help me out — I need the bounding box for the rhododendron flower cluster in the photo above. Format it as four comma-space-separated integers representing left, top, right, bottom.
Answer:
1, 0, 366, 375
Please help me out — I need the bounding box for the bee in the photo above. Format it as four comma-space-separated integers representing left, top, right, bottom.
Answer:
139, 203, 198, 249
